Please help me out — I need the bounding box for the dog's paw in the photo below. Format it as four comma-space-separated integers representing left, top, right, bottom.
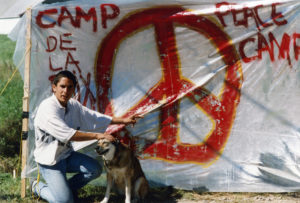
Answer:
125, 198, 131, 203
100, 198, 109, 203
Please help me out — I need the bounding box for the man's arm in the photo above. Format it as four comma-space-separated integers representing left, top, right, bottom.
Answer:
70, 131, 115, 142
70, 115, 142, 142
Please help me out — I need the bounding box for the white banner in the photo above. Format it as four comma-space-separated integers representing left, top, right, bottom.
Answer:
11, 0, 300, 192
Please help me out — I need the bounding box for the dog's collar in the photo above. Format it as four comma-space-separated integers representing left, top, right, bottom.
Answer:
99, 148, 110, 155
112, 139, 120, 145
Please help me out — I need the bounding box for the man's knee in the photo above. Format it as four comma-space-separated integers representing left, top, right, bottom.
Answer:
45, 188, 74, 203
55, 193, 74, 203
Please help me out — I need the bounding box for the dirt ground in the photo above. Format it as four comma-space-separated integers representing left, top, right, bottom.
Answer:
80, 188, 300, 203
18, 190, 300, 203
174, 192, 300, 203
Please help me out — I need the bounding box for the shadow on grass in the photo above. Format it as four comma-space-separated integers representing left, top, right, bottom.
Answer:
77, 185, 181, 203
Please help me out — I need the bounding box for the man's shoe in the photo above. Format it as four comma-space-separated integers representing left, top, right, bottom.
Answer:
30, 179, 39, 198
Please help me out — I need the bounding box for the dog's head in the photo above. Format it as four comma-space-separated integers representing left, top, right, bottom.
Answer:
95, 139, 118, 161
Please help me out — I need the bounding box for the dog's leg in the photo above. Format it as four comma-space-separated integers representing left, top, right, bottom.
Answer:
134, 177, 149, 200
100, 173, 113, 203
125, 177, 132, 203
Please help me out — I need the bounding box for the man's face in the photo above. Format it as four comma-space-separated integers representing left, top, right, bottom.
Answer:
52, 77, 75, 107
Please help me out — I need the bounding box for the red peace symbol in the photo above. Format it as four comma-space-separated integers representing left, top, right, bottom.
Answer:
95, 7, 243, 164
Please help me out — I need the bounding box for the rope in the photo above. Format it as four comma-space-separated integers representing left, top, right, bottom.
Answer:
0, 67, 18, 96
0, 28, 30, 97
31, 165, 41, 200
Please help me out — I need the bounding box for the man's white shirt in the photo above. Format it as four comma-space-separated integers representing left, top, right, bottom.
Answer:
34, 94, 112, 165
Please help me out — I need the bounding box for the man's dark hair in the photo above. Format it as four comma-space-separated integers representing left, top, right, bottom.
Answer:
53, 70, 78, 87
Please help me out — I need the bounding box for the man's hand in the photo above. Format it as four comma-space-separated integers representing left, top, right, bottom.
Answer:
96, 133, 116, 142
111, 114, 144, 126
123, 114, 143, 126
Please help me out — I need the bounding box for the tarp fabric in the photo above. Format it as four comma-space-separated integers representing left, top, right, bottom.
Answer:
10, 0, 300, 192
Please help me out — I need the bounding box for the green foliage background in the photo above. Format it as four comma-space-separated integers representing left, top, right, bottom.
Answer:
0, 34, 23, 172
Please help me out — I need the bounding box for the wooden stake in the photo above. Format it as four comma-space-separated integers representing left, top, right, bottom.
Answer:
21, 8, 32, 198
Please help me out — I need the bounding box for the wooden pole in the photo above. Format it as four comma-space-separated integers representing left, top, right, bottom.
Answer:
21, 8, 32, 198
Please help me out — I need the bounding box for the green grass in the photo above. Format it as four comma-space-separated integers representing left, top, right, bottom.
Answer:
2, 172, 299, 203
0, 172, 185, 202
0, 173, 27, 202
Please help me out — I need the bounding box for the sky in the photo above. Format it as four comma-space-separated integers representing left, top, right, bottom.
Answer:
0, 18, 19, 34
0, 0, 43, 35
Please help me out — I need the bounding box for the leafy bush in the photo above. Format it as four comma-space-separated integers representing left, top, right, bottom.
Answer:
0, 75, 23, 157
0, 35, 15, 66
0, 35, 23, 160
0, 155, 19, 173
